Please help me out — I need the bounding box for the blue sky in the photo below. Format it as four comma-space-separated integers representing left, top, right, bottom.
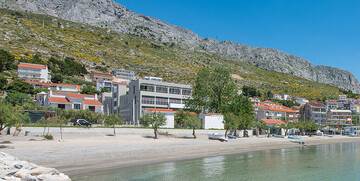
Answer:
117, 0, 360, 79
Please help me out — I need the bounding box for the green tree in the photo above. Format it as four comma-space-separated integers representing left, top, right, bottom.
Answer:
353, 115, 360, 126
255, 121, 269, 135
139, 112, 166, 139
81, 85, 100, 95
186, 68, 211, 114
5, 92, 33, 106
174, 109, 187, 128
104, 114, 124, 135
4, 79, 34, 94
227, 94, 255, 137
242, 86, 261, 97
278, 100, 299, 108
186, 67, 236, 114
0, 101, 28, 134
59, 109, 104, 124
33, 88, 50, 94
0, 76, 7, 90
63, 57, 88, 76
223, 113, 240, 136
184, 113, 201, 139
0, 49, 16, 72
51, 74, 64, 83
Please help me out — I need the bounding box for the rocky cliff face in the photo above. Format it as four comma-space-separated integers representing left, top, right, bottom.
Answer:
1, 0, 359, 93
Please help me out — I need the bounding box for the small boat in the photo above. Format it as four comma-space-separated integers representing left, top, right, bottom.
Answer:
227, 135, 236, 139
288, 136, 302, 140
208, 133, 228, 142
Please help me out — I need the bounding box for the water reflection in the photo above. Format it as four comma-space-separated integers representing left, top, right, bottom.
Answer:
203, 156, 225, 180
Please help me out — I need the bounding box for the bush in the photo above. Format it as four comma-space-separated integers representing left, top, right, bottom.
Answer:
44, 134, 53, 140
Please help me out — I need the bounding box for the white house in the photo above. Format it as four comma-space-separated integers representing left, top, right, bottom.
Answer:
37, 91, 103, 113
280, 93, 291, 100
144, 108, 175, 128
18, 63, 50, 82
200, 113, 224, 129
25, 81, 82, 93
269, 93, 282, 100
296, 98, 309, 106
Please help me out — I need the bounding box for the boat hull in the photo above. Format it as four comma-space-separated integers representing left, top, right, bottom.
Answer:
208, 134, 228, 142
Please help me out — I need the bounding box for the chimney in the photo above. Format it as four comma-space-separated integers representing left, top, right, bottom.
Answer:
95, 94, 98, 101
50, 90, 53, 97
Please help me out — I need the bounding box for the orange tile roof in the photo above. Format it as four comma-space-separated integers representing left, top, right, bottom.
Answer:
205, 113, 223, 116
18, 63, 46, 69
92, 71, 113, 76
292, 106, 301, 109
146, 108, 176, 113
269, 108, 296, 113
49, 97, 72, 104
66, 93, 84, 98
83, 100, 103, 106
115, 82, 128, 86
326, 101, 338, 104
262, 100, 275, 104
261, 119, 285, 125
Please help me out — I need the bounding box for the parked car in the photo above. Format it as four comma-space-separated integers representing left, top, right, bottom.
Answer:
73, 119, 92, 127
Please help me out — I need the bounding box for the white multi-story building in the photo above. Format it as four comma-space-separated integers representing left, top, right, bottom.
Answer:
111, 69, 135, 83
17, 63, 50, 82
338, 95, 347, 100
96, 79, 113, 92
119, 77, 192, 125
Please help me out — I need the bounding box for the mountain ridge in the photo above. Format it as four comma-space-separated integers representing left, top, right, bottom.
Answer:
1, 0, 359, 93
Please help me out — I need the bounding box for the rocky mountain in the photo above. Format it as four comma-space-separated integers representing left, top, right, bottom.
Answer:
1, 0, 359, 93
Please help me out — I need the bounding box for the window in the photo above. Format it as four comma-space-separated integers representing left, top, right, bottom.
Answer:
89, 106, 95, 112
59, 86, 62, 90
156, 97, 168, 105
156, 86, 168, 93
182, 89, 191, 95
142, 96, 155, 104
140, 84, 154, 92
58, 104, 65, 109
169, 98, 181, 104
169, 87, 180, 94
74, 104, 80, 109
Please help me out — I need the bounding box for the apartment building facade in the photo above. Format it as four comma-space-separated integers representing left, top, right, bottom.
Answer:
119, 78, 191, 125
327, 110, 352, 125
90, 71, 114, 82
302, 102, 327, 124
111, 69, 135, 83
17, 63, 50, 82
255, 104, 298, 122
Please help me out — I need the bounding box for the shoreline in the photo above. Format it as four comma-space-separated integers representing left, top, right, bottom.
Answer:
1, 127, 360, 178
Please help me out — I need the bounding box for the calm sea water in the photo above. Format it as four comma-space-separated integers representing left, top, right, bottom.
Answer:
74, 141, 360, 181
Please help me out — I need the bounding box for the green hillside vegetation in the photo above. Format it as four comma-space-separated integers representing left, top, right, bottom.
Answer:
0, 8, 345, 100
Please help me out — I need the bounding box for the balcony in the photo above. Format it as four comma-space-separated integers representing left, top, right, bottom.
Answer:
18, 70, 41, 74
